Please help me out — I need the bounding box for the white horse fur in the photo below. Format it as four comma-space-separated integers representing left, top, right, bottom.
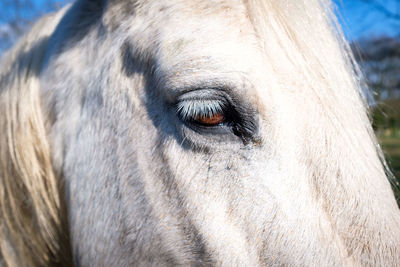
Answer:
0, 0, 400, 266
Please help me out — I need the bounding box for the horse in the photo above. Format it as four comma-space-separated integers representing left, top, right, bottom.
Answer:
1, 0, 400, 266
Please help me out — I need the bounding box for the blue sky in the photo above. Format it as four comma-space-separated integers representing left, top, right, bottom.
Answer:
334, 0, 400, 40
1, 0, 400, 42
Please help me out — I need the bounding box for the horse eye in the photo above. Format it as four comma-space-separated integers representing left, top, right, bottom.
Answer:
176, 97, 227, 128
194, 112, 225, 126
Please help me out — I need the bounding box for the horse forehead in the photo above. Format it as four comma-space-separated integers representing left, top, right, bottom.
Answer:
138, 0, 266, 87
124, 0, 255, 47
156, 20, 261, 73
125, 0, 249, 16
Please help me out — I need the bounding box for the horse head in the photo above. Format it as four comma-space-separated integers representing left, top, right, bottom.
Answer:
1, 0, 399, 266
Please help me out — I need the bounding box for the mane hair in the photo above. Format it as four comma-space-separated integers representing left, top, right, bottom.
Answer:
244, 0, 400, 264
243, 0, 387, 187
0, 10, 72, 267
244, 0, 398, 199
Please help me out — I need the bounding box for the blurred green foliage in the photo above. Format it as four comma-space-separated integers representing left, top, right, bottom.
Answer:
379, 136, 400, 204
373, 99, 400, 132
373, 99, 400, 204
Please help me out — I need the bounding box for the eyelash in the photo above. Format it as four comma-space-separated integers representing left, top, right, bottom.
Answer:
176, 99, 227, 123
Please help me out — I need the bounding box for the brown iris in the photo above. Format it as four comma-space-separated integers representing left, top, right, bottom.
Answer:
195, 113, 224, 126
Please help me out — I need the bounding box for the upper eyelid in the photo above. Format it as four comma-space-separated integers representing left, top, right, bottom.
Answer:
163, 77, 237, 102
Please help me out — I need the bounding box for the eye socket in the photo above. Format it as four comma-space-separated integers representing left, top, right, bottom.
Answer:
174, 89, 258, 144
